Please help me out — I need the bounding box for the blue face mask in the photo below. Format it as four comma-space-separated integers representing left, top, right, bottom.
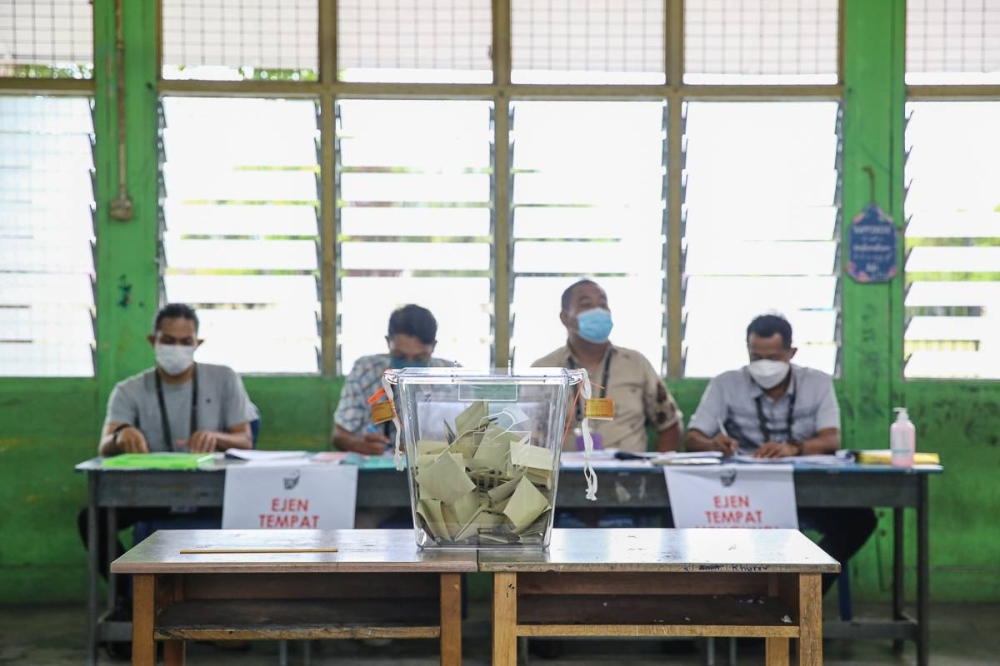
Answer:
389, 357, 429, 370
576, 307, 613, 344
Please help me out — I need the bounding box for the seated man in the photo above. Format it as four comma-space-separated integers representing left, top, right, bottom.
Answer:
77, 303, 257, 616
332, 304, 454, 454
533, 279, 683, 453
685, 313, 877, 593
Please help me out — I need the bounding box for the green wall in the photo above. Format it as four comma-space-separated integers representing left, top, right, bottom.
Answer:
1, 0, 998, 605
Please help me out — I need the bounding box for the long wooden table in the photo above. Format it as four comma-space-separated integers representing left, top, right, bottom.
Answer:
78, 458, 942, 666
482, 528, 839, 666
110, 529, 475, 666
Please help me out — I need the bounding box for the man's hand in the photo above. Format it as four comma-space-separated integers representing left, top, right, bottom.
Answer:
712, 433, 739, 456
754, 441, 798, 458
187, 430, 220, 453
355, 431, 391, 456
117, 427, 149, 454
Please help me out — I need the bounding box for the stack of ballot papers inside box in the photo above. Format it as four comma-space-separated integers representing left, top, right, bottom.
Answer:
413, 401, 555, 546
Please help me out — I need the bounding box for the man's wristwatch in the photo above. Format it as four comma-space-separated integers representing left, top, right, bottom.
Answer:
111, 424, 132, 450
789, 439, 804, 456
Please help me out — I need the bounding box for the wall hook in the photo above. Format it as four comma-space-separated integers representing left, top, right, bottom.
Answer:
862, 166, 876, 204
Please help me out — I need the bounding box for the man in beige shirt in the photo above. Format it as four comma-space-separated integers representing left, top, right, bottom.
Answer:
532, 279, 682, 453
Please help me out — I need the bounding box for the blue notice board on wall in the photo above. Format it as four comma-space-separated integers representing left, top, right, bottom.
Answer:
847, 204, 898, 283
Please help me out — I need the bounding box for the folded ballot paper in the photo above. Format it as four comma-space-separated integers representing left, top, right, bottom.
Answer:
413, 402, 555, 546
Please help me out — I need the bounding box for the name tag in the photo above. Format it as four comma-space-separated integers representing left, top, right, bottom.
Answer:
370, 401, 395, 425
584, 398, 615, 420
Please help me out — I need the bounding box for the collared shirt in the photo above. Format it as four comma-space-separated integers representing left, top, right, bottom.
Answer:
688, 365, 840, 453
334, 354, 456, 436
532, 342, 682, 453
103, 364, 256, 452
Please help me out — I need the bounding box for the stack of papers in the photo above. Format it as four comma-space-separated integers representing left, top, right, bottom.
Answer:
101, 453, 214, 469
854, 450, 940, 465
413, 403, 553, 546
224, 449, 308, 462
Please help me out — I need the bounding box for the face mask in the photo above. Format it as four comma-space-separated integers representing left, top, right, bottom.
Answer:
389, 357, 429, 370
576, 307, 613, 344
747, 359, 790, 390
155, 344, 196, 376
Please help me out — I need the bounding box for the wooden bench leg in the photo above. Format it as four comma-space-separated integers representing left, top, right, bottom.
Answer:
164, 641, 186, 666
132, 575, 156, 666
493, 572, 518, 666
765, 637, 789, 666
440, 573, 462, 666
798, 574, 823, 666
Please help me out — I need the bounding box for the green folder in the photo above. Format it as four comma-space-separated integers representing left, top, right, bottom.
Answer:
101, 453, 215, 469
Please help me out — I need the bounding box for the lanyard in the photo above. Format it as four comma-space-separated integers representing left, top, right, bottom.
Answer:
568, 349, 612, 421
754, 383, 795, 443
155, 366, 198, 451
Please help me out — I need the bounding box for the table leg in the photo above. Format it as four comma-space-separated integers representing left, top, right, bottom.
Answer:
893, 506, 905, 654
917, 475, 930, 666
439, 573, 462, 666
86, 473, 98, 666
493, 572, 518, 666
765, 637, 789, 666
164, 641, 186, 666
797, 574, 823, 666
132, 575, 156, 666
106, 507, 118, 611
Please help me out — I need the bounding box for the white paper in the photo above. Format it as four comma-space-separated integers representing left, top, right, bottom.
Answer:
664, 464, 798, 529
225, 449, 309, 462
223, 465, 358, 529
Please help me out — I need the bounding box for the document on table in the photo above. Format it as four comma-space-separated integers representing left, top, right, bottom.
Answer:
225, 449, 309, 462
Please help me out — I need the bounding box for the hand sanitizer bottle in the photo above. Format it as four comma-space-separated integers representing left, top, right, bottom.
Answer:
890, 408, 916, 468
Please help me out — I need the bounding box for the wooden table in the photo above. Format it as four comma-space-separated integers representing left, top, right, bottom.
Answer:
79, 459, 941, 666
110, 529, 475, 666
481, 528, 839, 666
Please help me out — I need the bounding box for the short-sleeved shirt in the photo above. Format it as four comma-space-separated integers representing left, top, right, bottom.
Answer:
532, 342, 682, 453
103, 363, 257, 452
687, 365, 840, 453
334, 354, 456, 437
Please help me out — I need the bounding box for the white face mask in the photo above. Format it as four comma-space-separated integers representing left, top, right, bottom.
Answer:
155, 344, 196, 376
747, 359, 790, 390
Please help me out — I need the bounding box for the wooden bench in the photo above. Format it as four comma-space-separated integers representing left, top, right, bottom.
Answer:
480, 528, 839, 666
111, 529, 475, 666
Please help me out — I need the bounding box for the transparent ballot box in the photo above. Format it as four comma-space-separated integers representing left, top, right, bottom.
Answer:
383, 367, 588, 548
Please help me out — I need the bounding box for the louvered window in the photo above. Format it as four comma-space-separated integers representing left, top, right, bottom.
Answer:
903, 102, 1000, 379
159, 97, 322, 374
681, 102, 842, 378
509, 101, 668, 371
336, 100, 494, 371
0, 95, 95, 376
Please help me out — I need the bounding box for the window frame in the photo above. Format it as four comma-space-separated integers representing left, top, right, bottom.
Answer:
150, 0, 844, 378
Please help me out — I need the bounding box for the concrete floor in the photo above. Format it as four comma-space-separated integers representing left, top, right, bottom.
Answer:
1, 602, 997, 665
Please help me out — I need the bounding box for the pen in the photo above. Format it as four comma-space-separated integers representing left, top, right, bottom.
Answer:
717, 418, 729, 437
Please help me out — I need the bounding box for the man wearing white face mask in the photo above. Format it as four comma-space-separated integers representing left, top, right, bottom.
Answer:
685, 313, 877, 594
533, 279, 682, 454
79, 304, 256, 639
97, 303, 256, 456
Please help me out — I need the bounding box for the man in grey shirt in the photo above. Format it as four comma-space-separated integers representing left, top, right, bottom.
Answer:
685, 314, 876, 594
78, 303, 257, 622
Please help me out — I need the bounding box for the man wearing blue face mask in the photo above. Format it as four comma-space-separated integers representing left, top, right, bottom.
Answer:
332, 304, 455, 454
533, 279, 683, 453
685, 313, 877, 594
